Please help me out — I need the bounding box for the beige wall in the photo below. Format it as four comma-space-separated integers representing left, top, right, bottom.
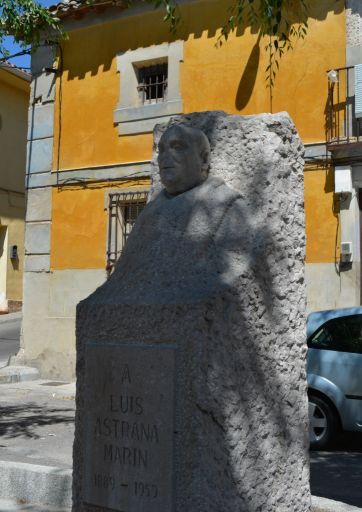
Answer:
0, 195, 25, 301
21, 269, 106, 379
0, 68, 29, 302
306, 262, 360, 314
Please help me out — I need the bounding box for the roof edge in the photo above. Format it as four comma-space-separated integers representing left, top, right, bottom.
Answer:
49, 0, 126, 20
0, 62, 31, 82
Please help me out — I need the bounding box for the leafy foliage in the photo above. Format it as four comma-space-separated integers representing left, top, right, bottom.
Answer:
146, 0, 180, 34
143, 0, 309, 88
215, 0, 309, 88
0, 0, 60, 59
0, 0, 308, 87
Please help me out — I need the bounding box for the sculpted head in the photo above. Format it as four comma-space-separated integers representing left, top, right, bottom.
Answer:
158, 124, 210, 195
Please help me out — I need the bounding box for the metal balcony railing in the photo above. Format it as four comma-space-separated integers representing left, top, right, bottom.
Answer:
327, 66, 362, 147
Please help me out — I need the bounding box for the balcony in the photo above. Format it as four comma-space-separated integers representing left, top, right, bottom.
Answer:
327, 65, 362, 151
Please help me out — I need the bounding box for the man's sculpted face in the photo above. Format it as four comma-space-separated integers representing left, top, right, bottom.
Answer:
158, 125, 210, 195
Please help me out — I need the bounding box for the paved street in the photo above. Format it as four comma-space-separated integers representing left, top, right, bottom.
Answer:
310, 433, 362, 509
0, 319, 21, 368
0, 379, 74, 510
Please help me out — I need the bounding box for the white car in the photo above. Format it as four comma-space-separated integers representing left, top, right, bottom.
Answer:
307, 307, 362, 449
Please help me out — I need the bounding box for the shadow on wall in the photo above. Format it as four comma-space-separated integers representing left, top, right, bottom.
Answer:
324, 166, 335, 194
235, 34, 261, 111
10, 256, 19, 271
0, 228, 5, 260
60, 0, 344, 81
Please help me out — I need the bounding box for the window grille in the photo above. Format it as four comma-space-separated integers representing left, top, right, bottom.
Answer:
137, 63, 168, 104
106, 191, 149, 277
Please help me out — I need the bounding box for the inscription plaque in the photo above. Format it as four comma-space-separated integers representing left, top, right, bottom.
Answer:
84, 343, 175, 512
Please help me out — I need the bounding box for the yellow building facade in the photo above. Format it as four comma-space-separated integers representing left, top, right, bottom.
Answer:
20, 0, 360, 379
0, 63, 29, 311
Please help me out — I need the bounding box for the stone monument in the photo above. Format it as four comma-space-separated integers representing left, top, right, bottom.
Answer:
73, 111, 311, 511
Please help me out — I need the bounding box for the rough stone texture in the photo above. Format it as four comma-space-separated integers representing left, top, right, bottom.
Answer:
74, 111, 311, 512
347, 1, 362, 48
0, 461, 72, 508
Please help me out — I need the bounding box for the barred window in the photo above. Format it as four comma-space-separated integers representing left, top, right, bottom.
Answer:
106, 191, 149, 277
137, 63, 168, 104
114, 42, 183, 135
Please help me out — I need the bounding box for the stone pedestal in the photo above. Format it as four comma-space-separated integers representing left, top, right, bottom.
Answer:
73, 111, 311, 512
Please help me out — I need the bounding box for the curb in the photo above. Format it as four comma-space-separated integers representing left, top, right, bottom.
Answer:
0, 312, 22, 325
0, 461, 72, 510
0, 498, 70, 511
312, 495, 362, 512
0, 366, 39, 384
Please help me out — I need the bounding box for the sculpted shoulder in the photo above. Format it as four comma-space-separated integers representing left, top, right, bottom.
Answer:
124, 124, 242, 245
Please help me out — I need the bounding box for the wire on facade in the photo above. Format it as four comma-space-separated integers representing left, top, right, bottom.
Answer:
0, 187, 25, 196
55, 174, 149, 189
332, 193, 341, 277
55, 43, 64, 187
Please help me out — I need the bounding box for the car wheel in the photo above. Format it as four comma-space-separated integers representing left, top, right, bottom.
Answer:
309, 395, 338, 450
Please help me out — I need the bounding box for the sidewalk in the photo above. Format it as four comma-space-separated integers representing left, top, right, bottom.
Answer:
0, 500, 70, 511
0, 377, 361, 512
0, 378, 74, 511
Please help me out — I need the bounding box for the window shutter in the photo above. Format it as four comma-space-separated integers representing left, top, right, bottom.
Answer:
355, 64, 362, 118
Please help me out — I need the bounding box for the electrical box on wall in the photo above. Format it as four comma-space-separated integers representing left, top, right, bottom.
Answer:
335, 166, 353, 194
10, 245, 17, 260
340, 241, 353, 263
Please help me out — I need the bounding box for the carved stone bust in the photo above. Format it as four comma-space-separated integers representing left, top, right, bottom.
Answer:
75, 113, 309, 512
158, 124, 211, 195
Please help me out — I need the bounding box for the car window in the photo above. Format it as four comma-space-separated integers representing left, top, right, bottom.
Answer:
342, 315, 362, 354
308, 314, 362, 354
308, 326, 333, 348
308, 320, 347, 351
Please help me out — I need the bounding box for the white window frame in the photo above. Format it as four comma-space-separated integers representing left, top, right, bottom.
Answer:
113, 41, 184, 135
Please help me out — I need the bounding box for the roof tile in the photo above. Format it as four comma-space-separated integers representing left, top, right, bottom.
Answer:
49, 0, 123, 18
